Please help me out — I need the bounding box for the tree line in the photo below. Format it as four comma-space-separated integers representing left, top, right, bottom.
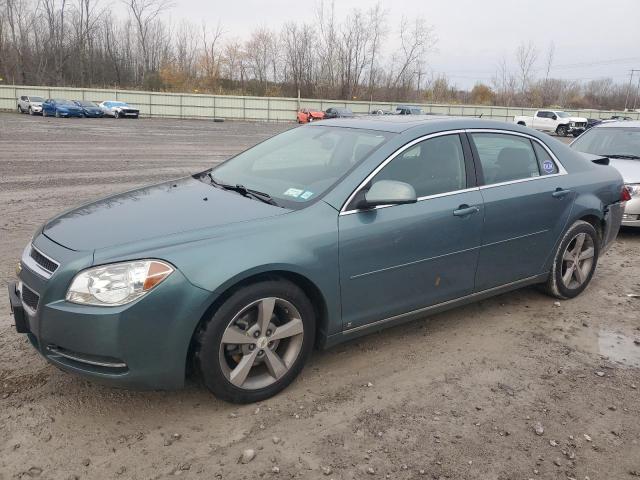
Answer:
0, 0, 636, 111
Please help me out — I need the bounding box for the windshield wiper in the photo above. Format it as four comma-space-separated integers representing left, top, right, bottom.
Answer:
206, 173, 279, 206
602, 154, 640, 160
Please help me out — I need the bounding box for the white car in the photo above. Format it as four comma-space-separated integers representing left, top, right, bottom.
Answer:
17, 95, 45, 115
514, 110, 588, 137
98, 101, 140, 119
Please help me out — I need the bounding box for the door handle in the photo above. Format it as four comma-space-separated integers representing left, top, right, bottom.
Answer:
453, 205, 480, 217
552, 188, 572, 199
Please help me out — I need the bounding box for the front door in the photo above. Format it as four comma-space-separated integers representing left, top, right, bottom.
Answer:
468, 131, 575, 290
338, 133, 484, 330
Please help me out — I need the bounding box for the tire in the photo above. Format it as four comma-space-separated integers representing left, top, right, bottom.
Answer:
196, 279, 315, 403
55, 110, 60, 118
543, 220, 600, 300
18, 105, 23, 113
42, 109, 47, 117
28, 107, 33, 115
556, 125, 568, 137
114, 110, 120, 119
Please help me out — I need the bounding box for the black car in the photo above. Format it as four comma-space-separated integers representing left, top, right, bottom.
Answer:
395, 105, 423, 115
73, 100, 104, 118
324, 107, 354, 119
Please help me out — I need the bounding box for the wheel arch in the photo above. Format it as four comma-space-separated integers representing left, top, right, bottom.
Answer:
185, 269, 330, 378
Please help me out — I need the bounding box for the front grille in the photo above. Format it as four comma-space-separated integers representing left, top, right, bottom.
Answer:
574, 122, 586, 128
21, 284, 40, 311
30, 247, 59, 274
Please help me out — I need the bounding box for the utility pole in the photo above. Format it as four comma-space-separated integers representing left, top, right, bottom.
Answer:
624, 69, 640, 111
633, 74, 640, 111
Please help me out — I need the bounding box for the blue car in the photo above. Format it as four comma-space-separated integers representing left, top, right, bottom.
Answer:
72, 100, 104, 118
42, 99, 84, 118
8, 117, 626, 403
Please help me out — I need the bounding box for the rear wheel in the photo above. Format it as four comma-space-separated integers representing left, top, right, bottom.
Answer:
543, 220, 600, 299
196, 280, 315, 403
55, 109, 60, 118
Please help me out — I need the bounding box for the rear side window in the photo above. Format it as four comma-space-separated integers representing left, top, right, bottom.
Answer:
532, 141, 559, 175
470, 133, 540, 184
373, 134, 467, 198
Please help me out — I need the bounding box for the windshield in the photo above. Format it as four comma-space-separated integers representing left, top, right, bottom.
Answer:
76, 100, 97, 107
572, 127, 640, 158
29, 96, 44, 102
110, 102, 128, 107
556, 112, 570, 118
55, 99, 75, 106
210, 126, 393, 208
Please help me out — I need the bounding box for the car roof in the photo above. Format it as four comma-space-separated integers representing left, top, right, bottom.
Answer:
594, 120, 640, 129
314, 115, 528, 134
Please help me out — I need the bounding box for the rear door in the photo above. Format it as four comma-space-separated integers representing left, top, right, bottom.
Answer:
338, 132, 484, 329
468, 131, 574, 290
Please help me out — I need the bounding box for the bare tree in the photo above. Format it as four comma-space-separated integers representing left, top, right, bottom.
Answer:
391, 16, 436, 92
123, 0, 172, 81
515, 40, 538, 94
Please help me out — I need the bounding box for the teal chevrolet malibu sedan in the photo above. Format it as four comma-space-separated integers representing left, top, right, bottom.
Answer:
8, 116, 627, 403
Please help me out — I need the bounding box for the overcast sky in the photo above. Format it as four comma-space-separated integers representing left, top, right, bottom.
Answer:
159, 0, 640, 89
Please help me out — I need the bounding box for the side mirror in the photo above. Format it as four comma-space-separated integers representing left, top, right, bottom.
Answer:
552, 115, 557, 120
361, 180, 417, 208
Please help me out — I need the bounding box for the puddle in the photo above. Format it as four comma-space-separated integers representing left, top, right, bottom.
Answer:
597, 330, 640, 368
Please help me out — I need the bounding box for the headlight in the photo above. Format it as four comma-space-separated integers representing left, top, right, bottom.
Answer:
66, 260, 173, 306
626, 184, 640, 198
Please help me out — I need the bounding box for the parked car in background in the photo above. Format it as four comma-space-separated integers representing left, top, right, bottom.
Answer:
370, 109, 392, 115
609, 115, 633, 121
586, 118, 602, 130
42, 99, 84, 118
17, 95, 45, 115
296, 108, 324, 123
99, 101, 140, 118
324, 107, 354, 119
395, 105, 423, 115
514, 110, 588, 137
8, 117, 626, 403
570, 121, 640, 227
73, 100, 104, 118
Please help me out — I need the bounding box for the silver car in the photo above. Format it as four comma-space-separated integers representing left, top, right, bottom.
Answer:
17, 95, 45, 115
571, 121, 640, 227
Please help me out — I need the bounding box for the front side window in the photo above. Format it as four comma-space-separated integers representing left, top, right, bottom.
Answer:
556, 112, 569, 118
371, 134, 467, 198
471, 133, 540, 184
211, 126, 393, 208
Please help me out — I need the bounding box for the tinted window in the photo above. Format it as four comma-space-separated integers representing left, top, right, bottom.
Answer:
533, 142, 559, 174
20, 96, 27, 100
536, 111, 548, 118
471, 133, 540, 184
30, 96, 44, 102
372, 134, 466, 198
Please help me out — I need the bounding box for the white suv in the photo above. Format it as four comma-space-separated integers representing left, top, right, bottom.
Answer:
17, 95, 45, 115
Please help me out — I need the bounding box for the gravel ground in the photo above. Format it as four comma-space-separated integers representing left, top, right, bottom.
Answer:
1, 113, 639, 480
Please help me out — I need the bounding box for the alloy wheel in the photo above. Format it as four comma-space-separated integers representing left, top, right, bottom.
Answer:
560, 232, 595, 289
218, 297, 304, 390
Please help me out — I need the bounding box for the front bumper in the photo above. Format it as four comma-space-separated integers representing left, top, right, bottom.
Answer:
622, 196, 640, 227
8, 235, 213, 389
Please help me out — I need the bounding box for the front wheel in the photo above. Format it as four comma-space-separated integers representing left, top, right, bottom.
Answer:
17, 105, 23, 113
114, 110, 120, 119
543, 220, 600, 299
28, 107, 33, 115
196, 280, 315, 403
55, 110, 60, 118
556, 125, 568, 137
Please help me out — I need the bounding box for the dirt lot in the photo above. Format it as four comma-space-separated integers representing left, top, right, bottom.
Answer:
1, 113, 639, 480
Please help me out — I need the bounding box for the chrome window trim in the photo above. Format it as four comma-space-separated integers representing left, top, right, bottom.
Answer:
339, 130, 468, 216
21, 244, 59, 280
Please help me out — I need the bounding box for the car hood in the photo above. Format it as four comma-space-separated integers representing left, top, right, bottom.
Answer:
608, 158, 640, 183
43, 176, 289, 251
568, 116, 588, 123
